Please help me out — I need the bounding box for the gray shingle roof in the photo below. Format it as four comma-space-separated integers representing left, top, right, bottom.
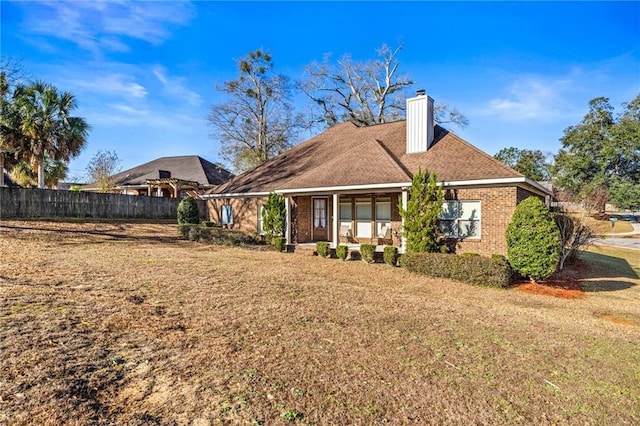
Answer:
86, 155, 233, 189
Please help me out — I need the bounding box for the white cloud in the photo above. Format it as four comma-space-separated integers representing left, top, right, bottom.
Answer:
74, 73, 148, 99
152, 65, 203, 106
479, 77, 573, 121
21, 1, 195, 55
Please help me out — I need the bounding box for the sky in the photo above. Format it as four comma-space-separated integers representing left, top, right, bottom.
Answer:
2, 1, 639, 181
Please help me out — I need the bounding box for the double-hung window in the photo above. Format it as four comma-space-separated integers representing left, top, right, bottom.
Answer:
257, 205, 265, 235
375, 198, 391, 237
339, 200, 352, 234
355, 198, 372, 238
439, 200, 481, 238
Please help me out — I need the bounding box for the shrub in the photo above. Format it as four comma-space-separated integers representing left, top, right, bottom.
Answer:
491, 254, 508, 264
177, 196, 200, 225
463, 252, 480, 257
201, 220, 215, 227
187, 226, 201, 241
274, 237, 286, 252
360, 244, 376, 263
383, 246, 398, 266
399, 168, 444, 253
506, 196, 561, 281
178, 225, 261, 246
178, 224, 196, 239
336, 245, 348, 260
400, 252, 512, 288
262, 192, 286, 240
316, 241, 330, 258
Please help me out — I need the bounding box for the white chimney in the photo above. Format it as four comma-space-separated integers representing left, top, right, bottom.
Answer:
406, 90, 434, 154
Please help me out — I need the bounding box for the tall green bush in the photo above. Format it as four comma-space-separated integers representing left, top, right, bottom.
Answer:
506, 196, 561, 281
399, 168, 444, 253
262, 192, 286, 240
177, 196, 200, 224
360, 244, 376, 263
336, 245, 348, 260
316, 241, 330, 258
383, 246, 398, 266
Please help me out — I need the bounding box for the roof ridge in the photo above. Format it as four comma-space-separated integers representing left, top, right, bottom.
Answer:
440, 128, 525, 178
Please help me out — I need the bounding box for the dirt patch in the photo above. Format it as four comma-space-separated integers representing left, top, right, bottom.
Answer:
595, 312, 640, 327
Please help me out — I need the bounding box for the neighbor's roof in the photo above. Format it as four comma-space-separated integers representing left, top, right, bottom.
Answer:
86, 155, 233, 189
211, 121, 523, 194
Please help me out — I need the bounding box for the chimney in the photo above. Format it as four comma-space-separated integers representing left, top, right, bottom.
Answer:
406, 89, 434, 154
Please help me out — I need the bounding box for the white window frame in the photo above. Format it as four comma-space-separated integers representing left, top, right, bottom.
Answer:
257, 204, 265, 235
375, 198, 391, 237
438, 200, 481, 239
339, 200, 352, 234
355, 198, 372, 238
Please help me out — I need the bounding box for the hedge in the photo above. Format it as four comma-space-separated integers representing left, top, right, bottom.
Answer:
383, 246, 398, 266
316, 241, 330, 258
336, 245, 348, 260
178, 225, 260, 246
360, 244, 376, 263
400, 252, 512, 288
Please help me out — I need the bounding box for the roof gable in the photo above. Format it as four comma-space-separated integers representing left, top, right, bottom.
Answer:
212, 120, 524, 194
108, 156, 232, 187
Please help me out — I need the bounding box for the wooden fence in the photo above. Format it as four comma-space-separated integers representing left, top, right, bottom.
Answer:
0, 188, 208, 220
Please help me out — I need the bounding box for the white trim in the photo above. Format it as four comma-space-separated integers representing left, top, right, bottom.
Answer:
332, 193, 339, 248
201, 191, 271, 199
204, 176, 551, 199
285, 196, 291, 245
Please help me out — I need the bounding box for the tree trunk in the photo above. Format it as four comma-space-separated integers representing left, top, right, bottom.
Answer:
0, 153, 4, 187
37, 156, 45, 188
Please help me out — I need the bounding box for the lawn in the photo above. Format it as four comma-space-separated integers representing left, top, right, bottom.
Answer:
1, 220, 639, 425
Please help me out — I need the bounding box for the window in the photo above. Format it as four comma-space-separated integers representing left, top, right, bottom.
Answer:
438, 200, 481, 238
159, 170, 171, 179
257, 205, 265, 235
355, 198, 372, 238
375, 198, 391, 237
313, 199, 327, 228
221, 205, 233, 225
339, 200, 352, 233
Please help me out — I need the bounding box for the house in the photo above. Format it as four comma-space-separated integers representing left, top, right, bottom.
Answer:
203, 92, 550, 256
83, 155, 233, 198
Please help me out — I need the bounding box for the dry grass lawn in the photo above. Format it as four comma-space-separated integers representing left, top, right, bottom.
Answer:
1, 220, 639, 425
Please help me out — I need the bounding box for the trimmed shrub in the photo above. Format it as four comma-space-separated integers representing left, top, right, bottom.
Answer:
360, 244, 376, 263
506, 196, 561, 281
177, 196, 200, 225
336, 245, 348, 260
400, 252, 512, 288
178, 225, 260, 246
462, 252, 480, 257
201, 220, 215, 227
274, 237, 286, 252
383, 246, 398, 266
316, 241, 330, 258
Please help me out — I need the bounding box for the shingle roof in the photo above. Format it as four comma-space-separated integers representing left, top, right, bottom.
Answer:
87, 156, 233, 189
212, 121, 523, 194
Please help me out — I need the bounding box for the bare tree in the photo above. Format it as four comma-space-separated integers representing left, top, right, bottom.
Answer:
86, 150, 121, 192
554, 207, 593, 270
208, 50, 304, 173
300, 43, 468, 128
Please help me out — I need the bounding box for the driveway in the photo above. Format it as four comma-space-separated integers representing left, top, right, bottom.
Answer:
591, 213, 640, 250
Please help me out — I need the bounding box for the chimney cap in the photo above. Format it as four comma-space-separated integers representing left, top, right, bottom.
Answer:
416, 89, 426, 96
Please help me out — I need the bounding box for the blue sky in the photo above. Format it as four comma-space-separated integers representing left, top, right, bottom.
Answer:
2, 1, 639, 180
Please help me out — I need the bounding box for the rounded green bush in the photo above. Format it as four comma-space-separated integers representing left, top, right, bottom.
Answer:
177, 196, 200, 225
336, 245, 348, 260
506, 196, 560, 281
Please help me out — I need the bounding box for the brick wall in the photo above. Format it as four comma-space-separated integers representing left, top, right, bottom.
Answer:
442, 185, 519, 256
207, 197, 266, 234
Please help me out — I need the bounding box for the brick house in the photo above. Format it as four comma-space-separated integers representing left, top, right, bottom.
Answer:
203, 92, 550, 256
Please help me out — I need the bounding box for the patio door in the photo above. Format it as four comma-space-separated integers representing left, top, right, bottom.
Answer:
313, 197, 328, 241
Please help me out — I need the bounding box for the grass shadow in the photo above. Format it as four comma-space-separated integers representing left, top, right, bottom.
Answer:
575, 251, 638, 292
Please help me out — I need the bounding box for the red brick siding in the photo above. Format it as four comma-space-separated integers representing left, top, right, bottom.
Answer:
207, 197, 266, 234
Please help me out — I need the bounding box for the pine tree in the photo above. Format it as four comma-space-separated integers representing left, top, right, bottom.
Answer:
400, 169, 444, 253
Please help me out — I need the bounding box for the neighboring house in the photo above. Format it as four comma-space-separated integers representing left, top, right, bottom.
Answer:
203, 92, 550, 256
83, 155, 233, 198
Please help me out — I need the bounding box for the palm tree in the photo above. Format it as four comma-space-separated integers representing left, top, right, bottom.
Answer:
13, 81, 89, 188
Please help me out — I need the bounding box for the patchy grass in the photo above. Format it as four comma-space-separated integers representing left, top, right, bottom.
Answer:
1, 220, 639, 425
584, 216, 634, 235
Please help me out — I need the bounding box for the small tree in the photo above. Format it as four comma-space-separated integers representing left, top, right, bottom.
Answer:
553, 208, 592, 270
399, 169, 444, 253
177, 196, 200, 225
86, 150, 121, 192
262, 192, 286, 241
506, 197, 561, 281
